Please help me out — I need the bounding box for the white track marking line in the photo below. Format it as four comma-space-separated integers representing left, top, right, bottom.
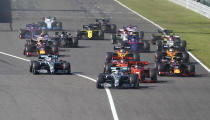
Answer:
0, 52, 30, 62
0, 51, 119, 120
75, 74, 119, 120
114, 0, 210, 73
75, 74, 97, 82
105, 88, 119, 120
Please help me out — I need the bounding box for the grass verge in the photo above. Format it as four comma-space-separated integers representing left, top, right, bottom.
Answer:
118, 0, 210, 68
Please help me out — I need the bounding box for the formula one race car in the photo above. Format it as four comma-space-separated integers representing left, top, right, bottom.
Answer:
104, 60, 157, 83
52, 31, 78, 48
96, 18, 117, 33
111, 27, 144, 44
156, 56, 195, 76
30, 55, 71, 74
19, 23, 42, 39
156, 36, 186, 52
122, 35, 150, 52
38, 16, 62, 30
155, 47, 190, 64
96, 67, 139, 89
105, 48, 140, 64
23, 37, 59, 57
77, 24, 104, 40
130, 62, 157, 83
151, 29, 175, 45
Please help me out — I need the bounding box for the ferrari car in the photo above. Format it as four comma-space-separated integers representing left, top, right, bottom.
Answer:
52, 31, 78, 48
30, 55, 71, 74
38, 16, 62, 30
77, 24, 104, 40
96, 18, 117, 33
19, 23, 42, 39
97, 67, 139, 89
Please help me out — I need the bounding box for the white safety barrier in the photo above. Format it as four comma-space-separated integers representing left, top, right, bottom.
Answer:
169, 0, 210, 19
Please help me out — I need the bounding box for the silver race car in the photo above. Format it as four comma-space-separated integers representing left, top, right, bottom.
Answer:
97, 67, 139, 89
30, 55, 71, 74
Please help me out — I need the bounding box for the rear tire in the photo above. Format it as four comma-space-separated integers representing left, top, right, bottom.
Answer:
183, 53, 189, 63
150, 68, 157, 82
133, 53, 140, 61
63, 62, 71, 74
189, 64, 195, 75
158, 63, 165, 73
97, 73, 105, 89
32, 62, 39, 75
105, 52, 113, 63
130, 74, 139, 88
104, 63, 111, 73
73, 37, 79, 47
180, 40, 187, 50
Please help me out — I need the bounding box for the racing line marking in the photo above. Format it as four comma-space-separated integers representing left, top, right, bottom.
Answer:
114, 0, 210, 73
0, 51, 119, 120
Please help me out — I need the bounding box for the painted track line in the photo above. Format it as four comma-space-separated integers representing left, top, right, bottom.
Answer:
0, 51, 119, 120
114, 0, 210, 73
0, 52, 30, 62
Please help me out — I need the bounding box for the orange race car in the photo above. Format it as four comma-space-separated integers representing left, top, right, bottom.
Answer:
105, 48, 140, 64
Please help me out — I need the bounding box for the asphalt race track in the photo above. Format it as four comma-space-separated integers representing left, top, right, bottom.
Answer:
0, 0, 210, 120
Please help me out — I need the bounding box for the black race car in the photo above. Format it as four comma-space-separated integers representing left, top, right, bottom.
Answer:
52, 32, 78, 48
96, 18, 117, 33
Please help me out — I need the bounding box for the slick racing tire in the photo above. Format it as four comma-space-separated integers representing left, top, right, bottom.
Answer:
104, 63, 111, 74
105, 52, 113, 63
180, 40, 187, 50
73, 37, 79, 47
189, 64, 195, 75
130, 74, 139, 89
32, 62, 40, 75
158, 63, 166, 75
24, 45, 33, 57
183, 53, 190, 63
157, 41, 162, 51
97, 73, 105, 89
150, 68, 157, 82
133, 53, 140, 61
63, 62, 71, 74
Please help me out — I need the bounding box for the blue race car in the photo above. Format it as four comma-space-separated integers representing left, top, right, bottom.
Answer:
123, 34, 150, 53
19, 23, 42, 39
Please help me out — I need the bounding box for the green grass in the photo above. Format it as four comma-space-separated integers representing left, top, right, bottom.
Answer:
118, 0, 210, 68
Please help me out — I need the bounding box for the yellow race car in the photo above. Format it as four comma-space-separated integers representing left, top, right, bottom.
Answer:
77, 24, 104, 40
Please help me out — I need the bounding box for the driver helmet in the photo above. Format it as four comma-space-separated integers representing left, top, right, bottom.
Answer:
135, 65, 139, 69
38, 37, 43, 43
120, 59, 126, 64
120, 49, 126, 53
40, 31, 47, 37
169, 47, 175, 53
